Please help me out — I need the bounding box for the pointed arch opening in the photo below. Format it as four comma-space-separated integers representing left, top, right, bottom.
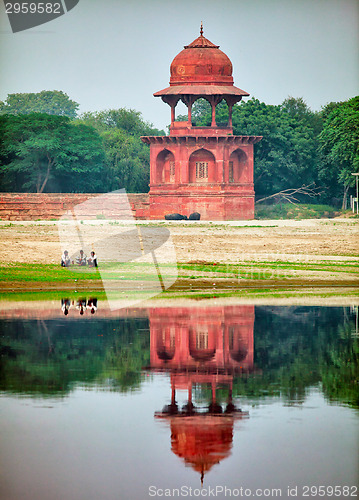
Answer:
156, 149, 176, 184
191, 97, 212, 126
156, 326, 176, 361
189, 148, 216, 183
228, 325, 248, 363
189, 325, 216, 362
228, 149, 247, 183
174, 100, 189, 122
215, 99, 230, 127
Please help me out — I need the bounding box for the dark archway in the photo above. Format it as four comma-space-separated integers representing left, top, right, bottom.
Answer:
228, 325, 248, 363
228, 149, 247, 183
156, 327, 176, 361
156, 149, 176, 184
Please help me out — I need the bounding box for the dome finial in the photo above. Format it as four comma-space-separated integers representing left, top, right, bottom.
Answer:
200, 21, 203, 36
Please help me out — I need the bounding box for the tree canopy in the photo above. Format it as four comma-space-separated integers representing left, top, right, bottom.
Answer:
78, 109, 164, 193
190, 96, 322, 198
0, 113, 105, 193
0, 91, 79, 118
318, 96, 359, 207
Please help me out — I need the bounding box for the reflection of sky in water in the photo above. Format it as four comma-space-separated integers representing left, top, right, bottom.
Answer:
0, 305, 358, 499
1, 384, 358, 500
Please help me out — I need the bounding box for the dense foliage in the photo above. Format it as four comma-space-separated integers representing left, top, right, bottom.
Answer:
0, 316, 150, 395
0, 91, 358, 202
0, 93, 164, 193
77, 109, 164, 193
0, 90, 79, 118
191, 97, 321, 200
0, 113, 105, 193
318, 96, 359, 207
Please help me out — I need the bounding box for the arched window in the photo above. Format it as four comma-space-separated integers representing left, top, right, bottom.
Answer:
156, 326, 176, 361
228, 325, 248, 363
156, 149, 175, 184
228, 149, 247, 183
189, 325, 217, 362
189, 148, 216, 183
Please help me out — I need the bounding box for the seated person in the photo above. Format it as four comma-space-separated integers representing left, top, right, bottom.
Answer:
88, 251, 98, 267
87, 298, 98, 314
76, 249, 87, 266
61, 298, 72, 315
76, 298, 86, 315
61, 250, 71, 267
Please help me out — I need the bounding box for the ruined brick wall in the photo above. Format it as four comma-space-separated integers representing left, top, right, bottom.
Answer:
0, 193, 150, 220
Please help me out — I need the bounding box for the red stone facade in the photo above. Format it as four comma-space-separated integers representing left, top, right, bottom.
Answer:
142, 136, 259, 220
141, 27, 262, 220
151, 304, 254, 482
149, 305, 254, 373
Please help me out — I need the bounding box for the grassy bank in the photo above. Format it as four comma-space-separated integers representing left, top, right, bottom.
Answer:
255, 203, 348, 220
0, 259, 358, 295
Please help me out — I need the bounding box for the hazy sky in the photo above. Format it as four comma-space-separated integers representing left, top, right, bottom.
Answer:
0, 0, 358, 129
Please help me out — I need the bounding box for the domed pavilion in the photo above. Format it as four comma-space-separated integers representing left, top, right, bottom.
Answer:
141, 25, 262, 220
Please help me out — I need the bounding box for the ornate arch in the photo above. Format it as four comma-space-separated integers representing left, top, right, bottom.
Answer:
156, 326, 176, 361
189, 148, 216, 183
156, 149, 176, 184
228, 148, 248, 183
189, 325, 217, 362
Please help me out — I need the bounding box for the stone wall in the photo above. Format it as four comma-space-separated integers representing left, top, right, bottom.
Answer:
0, 193, 150, 220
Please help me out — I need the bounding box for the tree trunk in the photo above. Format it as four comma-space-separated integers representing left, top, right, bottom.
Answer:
38, 157, 53, 193
342, 184, 349, 210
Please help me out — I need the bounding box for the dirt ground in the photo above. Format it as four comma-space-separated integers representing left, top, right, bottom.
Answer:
0, 218, 358, 265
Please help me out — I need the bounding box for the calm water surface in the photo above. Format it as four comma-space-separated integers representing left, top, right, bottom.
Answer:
0, 303, 358, 500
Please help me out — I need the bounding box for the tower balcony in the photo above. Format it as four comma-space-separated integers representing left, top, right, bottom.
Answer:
170, 121, 233, 137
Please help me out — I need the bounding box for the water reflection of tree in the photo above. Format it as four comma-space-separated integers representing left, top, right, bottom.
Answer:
229, 307, 359, 408
0, 307, 357, 407
0, 318, 149, 397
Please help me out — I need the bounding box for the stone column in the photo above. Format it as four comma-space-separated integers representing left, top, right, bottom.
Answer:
211, 97, 216, 127
228, 104, 233, 128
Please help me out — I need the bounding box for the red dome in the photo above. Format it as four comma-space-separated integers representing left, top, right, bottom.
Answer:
170, 34, 234, 86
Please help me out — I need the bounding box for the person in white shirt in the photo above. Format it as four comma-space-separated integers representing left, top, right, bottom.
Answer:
76, 298, 86, 315
88, 251, 98, 267
87, 298, 98, 314
61, 298, 72, 315
76, 249, 87, 266
61, 250, 71, 267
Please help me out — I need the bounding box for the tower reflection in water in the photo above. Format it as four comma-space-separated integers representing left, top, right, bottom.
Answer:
149, 306, 254, 484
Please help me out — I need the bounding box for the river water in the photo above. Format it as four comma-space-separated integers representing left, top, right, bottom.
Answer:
0, 302, 358, 500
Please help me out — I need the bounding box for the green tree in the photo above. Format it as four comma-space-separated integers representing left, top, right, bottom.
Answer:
0, 113, 105, 193
80, 108, 163, 137
318, 96, 359, 208
194, 97, 321, 198
78, 109, 164, 193
0, 91, 79, 118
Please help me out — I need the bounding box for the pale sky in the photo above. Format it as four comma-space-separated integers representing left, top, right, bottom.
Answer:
0, 0, 358, 130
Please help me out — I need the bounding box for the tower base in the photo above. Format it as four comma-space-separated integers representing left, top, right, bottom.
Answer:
149, 189, 254, 221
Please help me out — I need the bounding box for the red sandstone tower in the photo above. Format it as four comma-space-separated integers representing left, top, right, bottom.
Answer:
141, 25, 262, 220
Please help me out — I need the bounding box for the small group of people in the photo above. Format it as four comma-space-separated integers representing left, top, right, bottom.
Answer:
61, 250, 98, 268
61, 298, 98, 316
